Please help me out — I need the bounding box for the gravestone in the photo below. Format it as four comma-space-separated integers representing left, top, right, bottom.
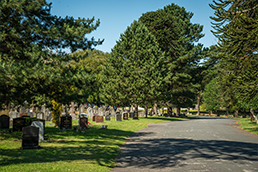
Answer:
116, 113, 122, 121
13, 117, 27, 132
95, 116, 104, 123
105, 115, 111, 121
87, 106, 93, 118
93, 106, 98, 115
22, 126, 40, 149
31, 120, 44, 142
92, 115, 99, 122
78, 113, 88, 126
9, 104, 18, 119
36, 112, 44, 120
60, 116, 72, 129
61, 104, 66, 116
0, 115, 10, 129
20, 106, 26, 113
69, 102, 77, 119
79, 104, 84, 114
109, 106, 116, 117
133, 112, 139, 120
19, 113, 28, 118
129, 112, 134, 118
31, 119, 45, 138
79, 117, 88, 129
123, 112, 129, 120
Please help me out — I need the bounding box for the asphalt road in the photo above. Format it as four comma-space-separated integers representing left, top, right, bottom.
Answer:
112, 116, 258, 172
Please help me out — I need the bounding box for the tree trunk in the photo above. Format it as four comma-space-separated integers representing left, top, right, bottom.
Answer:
226, 110, 229, 116
135, 103, 138, 114
197, 93, 201, 115
167, 107, 172, 116
175, 107, 180, 116
234, 110, 239, 117
145, 103, 148, 118
162, 107, 164, 116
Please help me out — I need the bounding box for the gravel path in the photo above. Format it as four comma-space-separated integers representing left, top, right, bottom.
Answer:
112, 116, 258, 172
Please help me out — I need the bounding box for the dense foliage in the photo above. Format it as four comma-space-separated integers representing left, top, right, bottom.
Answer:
100, 20, 165, 113
209, 0, 258, 110
139, 3, 205, 114
0, 0, 103, 107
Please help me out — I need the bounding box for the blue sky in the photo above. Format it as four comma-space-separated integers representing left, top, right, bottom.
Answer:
47, 0, 217, 53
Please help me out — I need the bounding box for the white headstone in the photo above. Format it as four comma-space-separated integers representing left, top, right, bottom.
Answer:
31, 121, 44, 142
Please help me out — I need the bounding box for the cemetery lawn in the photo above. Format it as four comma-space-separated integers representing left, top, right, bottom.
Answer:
237, 118, 258, 136
0, 116, 190, 172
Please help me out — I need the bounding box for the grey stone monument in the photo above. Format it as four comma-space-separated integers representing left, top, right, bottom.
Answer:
31, 120, 44, 142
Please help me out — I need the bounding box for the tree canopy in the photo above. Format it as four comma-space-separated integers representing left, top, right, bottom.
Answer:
139, 3, 205, 113
0, 0, 103, 106
209, 0, 258, 110
100, 20, 165, 111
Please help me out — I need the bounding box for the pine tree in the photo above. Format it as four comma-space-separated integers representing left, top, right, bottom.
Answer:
139, 3, 204, 115
0, 0, 103, 106
210, 0, 258, 121
100, 20, 165, 116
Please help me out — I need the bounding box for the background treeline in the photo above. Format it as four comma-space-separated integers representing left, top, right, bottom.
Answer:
1, 0, 257, 122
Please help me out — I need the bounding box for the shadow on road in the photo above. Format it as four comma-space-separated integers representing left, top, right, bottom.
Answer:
116, 138, 258, 169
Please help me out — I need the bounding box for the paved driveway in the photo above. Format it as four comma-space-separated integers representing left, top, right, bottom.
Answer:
112, 117, 258, 172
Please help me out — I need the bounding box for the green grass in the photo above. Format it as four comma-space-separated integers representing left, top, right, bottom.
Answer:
237, 118, 258, 136
0, 116, 189, 172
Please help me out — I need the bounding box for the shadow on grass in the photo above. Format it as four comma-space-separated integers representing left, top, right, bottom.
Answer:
115, 138, 258, 169
0, 127, 134, 168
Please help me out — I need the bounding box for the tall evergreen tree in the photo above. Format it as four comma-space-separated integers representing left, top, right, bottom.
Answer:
0, 0, 103, 106
100, 20, 165, 116
210, 0, 258, 121
71, 49, 109, 105
139, 3, 204, 115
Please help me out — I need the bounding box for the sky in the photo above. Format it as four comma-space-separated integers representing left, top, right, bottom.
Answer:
46, 0, 218, 53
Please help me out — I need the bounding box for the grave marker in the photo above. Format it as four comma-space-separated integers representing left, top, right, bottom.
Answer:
60, 116, 72, 129
133, 112, 139, 120
116, 113, 122, 121
95, 116, 104, 123
13, 117, 26, 132
0, 115, 10, 129
19, 113, 28, 118
31, 120, 44, 142
22, 126, 41, 149
79, 117, 88, 129
123, 112, 129, 120
105, 115, 111, 121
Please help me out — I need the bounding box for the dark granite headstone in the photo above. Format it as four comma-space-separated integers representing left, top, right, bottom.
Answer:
116, 113, 122, 121
13, 117, 26, 132
60, 116, 72, 129
22, 126, 40, 149
105, 115, 111, 121
79, 117, 88, 129
123, 113, 129, 120
133, 112, 139, 120
0, 115, 10, 129
95, 116, 104, 123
